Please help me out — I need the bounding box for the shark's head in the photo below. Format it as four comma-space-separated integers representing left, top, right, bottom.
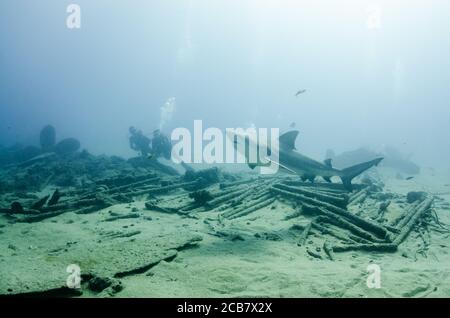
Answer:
225, 128, 280, 174
225, 128, 264, 161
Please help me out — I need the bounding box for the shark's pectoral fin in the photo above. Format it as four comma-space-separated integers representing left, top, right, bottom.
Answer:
248, 163, 257, 170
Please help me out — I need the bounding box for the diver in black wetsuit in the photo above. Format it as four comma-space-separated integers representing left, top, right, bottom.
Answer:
129, 126, 152, 157
151, 129, 172, 160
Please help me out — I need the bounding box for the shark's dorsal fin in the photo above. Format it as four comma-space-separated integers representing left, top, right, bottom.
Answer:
279, 130, 299, 150
324, 158, 332, 168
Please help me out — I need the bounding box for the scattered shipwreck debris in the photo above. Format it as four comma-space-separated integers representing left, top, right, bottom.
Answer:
0, 144, 446, 297
133, 170, 442, 258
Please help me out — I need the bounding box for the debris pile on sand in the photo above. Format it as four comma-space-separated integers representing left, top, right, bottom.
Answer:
0, 138, 446, 297
144, 174, 441, 260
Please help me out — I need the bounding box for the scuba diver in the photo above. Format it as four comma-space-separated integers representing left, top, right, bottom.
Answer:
129, 126, 152, 157
151, 129, 172, 160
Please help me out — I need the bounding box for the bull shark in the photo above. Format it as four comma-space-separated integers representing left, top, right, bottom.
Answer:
229, 130, 383, 189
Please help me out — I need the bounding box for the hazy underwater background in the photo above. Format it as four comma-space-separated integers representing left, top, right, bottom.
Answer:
1, 0, 450, 169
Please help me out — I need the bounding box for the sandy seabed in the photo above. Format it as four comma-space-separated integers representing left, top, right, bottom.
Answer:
1, 167, 449, 298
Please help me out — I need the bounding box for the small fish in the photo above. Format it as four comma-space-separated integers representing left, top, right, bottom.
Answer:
406, 176, 414, 180
147, 154, 154, 160
295, 89, 307, 97
289, 122, 296, 128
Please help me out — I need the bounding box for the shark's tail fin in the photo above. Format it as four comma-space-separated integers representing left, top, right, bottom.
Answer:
339, 157, 383, 189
